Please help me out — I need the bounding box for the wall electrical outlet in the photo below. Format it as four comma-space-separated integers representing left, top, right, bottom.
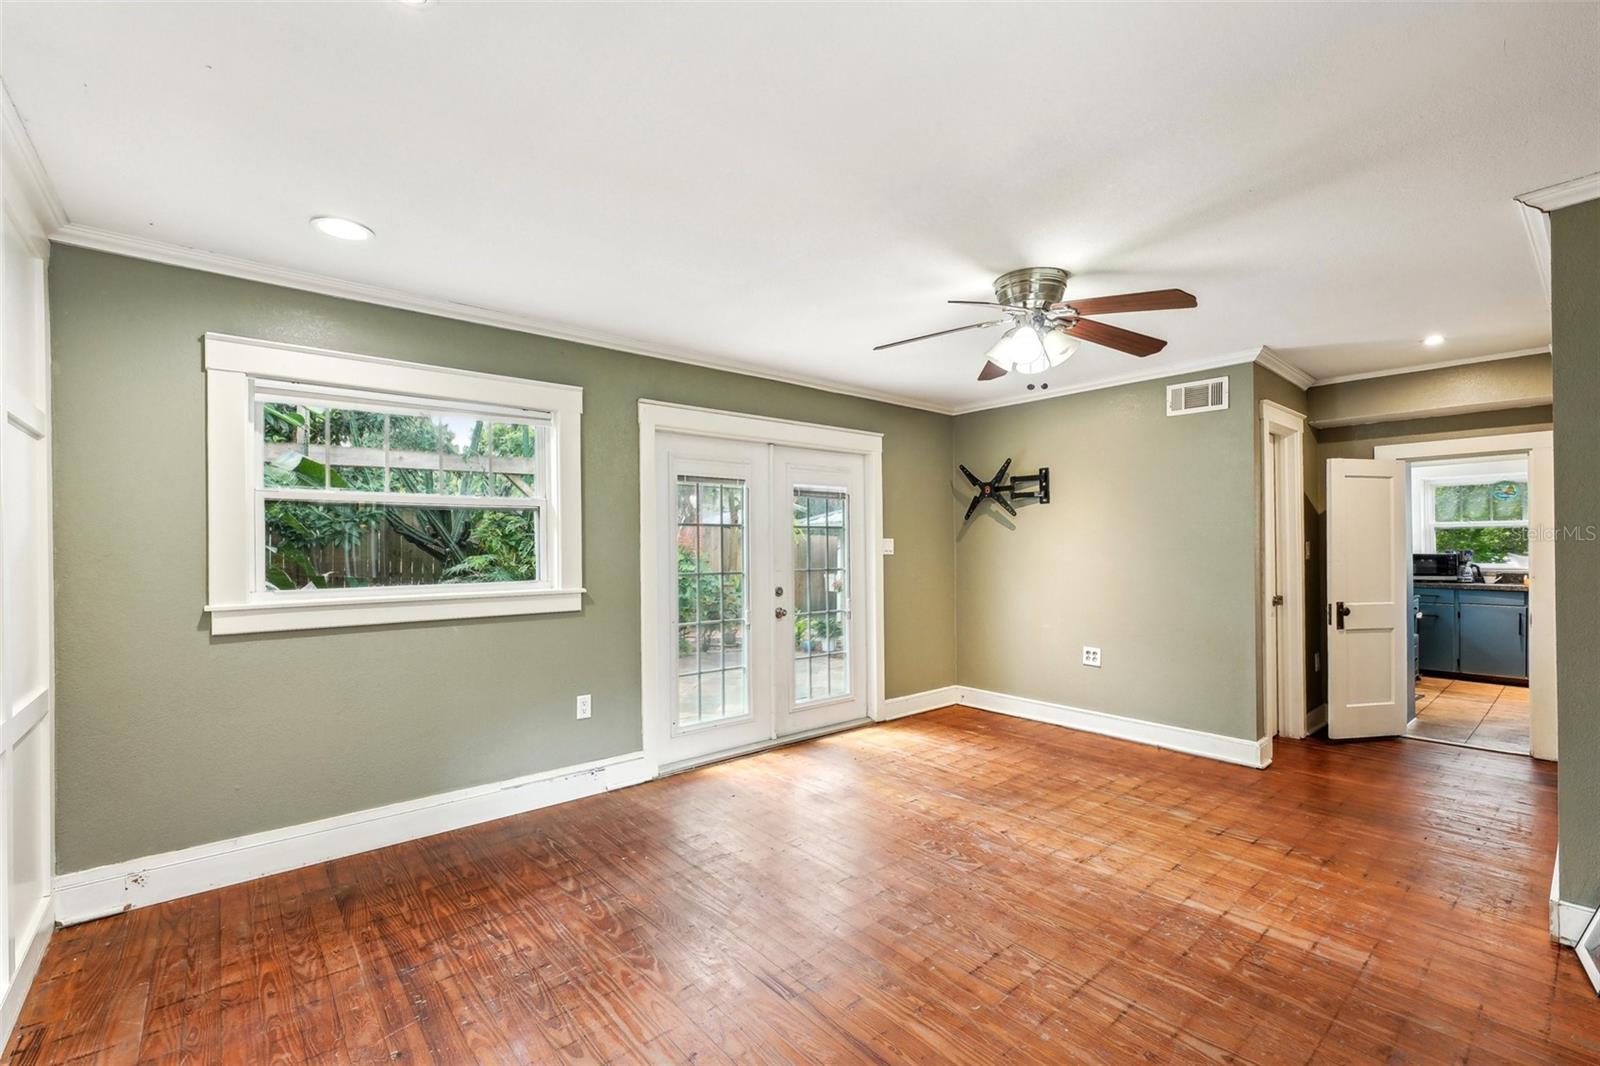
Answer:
576, 694, 592, 720
1082, 646, 1102, 668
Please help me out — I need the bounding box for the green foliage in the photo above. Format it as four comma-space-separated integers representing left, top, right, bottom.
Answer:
441, 511, 539, 583
1435, 526, 1530, 564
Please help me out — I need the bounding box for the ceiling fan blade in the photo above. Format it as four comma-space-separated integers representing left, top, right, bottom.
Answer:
873, 320, 1001, 351
977, 359, 1008, 381
1051, 289, 1197, 315
1066, 317, 1168, 357
948, 300, 1027, 311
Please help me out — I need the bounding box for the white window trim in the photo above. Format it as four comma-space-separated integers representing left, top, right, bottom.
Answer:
204, 333, 583, 634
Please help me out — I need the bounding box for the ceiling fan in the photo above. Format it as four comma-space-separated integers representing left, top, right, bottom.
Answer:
874, 267, 1196, 381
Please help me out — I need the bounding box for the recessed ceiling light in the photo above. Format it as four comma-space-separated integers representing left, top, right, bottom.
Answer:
311, 216, 374, 241
1423, 333, 1446, 347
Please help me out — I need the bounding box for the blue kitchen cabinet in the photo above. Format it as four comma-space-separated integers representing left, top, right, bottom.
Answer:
1415, 585, 1528, 681
1416, 593, 1459, 674
1457, 591, 1529, 680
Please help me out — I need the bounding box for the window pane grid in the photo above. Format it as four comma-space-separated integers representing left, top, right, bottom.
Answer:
1428, 479, 1531, 565
676, 477, 748, 728
792, 488, 849, 704
259, 397, 544, 590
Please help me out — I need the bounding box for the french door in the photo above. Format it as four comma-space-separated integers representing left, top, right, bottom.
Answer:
655, 433, 869, 771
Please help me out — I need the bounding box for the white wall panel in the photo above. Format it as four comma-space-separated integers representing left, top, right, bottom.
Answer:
0, 127, 56, 1035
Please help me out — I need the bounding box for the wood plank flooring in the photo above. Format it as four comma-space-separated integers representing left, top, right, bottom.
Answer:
10, 706, 1597, 1064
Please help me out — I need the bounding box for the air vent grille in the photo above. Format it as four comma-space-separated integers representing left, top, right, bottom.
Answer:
1166, 376, 1229, 416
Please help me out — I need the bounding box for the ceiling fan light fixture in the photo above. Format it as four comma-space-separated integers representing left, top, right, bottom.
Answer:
1042, 328, 1079, 367
987, 324, 1051, 375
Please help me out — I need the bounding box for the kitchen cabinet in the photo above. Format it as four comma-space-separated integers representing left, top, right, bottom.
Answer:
1413, 585, 1528, 681
1457, 590, 1529, 680
1417, 592, 1459, 674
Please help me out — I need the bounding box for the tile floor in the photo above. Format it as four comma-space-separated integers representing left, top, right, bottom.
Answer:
1407, 675, 1531, 755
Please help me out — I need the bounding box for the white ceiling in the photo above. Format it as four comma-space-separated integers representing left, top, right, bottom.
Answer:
5, 2, 1597, 411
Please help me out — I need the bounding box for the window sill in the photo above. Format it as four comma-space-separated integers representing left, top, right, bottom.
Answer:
207, 587, 585, 635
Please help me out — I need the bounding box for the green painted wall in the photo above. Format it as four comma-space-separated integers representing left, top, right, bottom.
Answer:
1307, 352, 1551, 428
1314, 407, 1554, 461
1551, 199, 1600, 908
952, 363, 1260, 741
48, 246, 957, 872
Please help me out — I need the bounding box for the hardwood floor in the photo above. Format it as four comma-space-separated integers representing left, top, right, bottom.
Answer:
10, 706, 1596, 1064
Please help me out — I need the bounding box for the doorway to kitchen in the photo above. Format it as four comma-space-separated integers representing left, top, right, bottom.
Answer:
638, 402, 884, 775
1326, 431, 1555, 759
1407, 453, 1533, 754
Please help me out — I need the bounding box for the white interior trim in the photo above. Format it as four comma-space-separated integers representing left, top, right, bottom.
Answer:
0, 901, 52, 1044
1376, 431, 1556, 760
957, 687, 1273, 769
1261, 400, 1309, 739
1310, 395, 1553, 431
1, 80, 66, 256
54, 223, 956, 416
1256, 346, 1315, 390
951, 348, 1267, 416
1309, 346, 1550, 389
1517, 202, 1553, 308
54, 750, 655, 926
202, 333, 584, 634
878, 686, 963, 721
1516, 171, 1600, 212
637, 401, 885, 773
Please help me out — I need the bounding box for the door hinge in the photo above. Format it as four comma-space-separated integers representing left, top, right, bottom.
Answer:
1271, 594, 1285, 607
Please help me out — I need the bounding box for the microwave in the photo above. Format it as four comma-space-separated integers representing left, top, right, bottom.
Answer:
1413, 552, 1464, 578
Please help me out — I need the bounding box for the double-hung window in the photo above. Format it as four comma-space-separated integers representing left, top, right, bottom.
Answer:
205, 334, 583, 633
1422, 474, 1530, 568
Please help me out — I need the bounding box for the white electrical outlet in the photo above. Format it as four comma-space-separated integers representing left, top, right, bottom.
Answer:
576, 694, 592, 719
882, 538, 896, 556
1082, 646, 1102, 668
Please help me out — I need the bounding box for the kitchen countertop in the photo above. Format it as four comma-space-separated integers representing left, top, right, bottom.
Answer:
1414, 579, 1529, 591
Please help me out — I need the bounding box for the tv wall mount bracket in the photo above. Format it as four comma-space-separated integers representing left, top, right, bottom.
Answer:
960, 459, 1050, 521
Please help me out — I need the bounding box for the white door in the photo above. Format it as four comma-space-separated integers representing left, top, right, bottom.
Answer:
1326, 458, 1409, 739
653, 435, 869, 771
774, 449, 869, 737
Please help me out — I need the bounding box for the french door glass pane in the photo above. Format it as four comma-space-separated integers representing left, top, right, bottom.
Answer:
675, 477, 749, 727
792, 488, 849, 703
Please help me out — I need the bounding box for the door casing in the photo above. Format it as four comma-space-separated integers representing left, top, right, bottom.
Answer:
638, 401, 884, 775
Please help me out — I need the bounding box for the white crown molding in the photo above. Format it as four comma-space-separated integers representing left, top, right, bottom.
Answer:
1516, 171, 1600, 213
1517, 202, 1553, 308
1, 79, 68, 256
1309, 345, 1551, 388
49, 222, 961, 416
951, 346, 1270, 416
1255, 345, 1315, 390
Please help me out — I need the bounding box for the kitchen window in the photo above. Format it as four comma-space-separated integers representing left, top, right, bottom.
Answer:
204, 334, 583, 634
1422, 476, 1529, 567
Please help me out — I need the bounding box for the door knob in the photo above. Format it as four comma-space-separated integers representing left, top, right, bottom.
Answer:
775, 607, 788, 619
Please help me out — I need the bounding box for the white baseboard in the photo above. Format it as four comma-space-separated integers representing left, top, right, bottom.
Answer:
55, 751, 655, 926
1306, 704, 1329, 735
878, 685, 963, 721
957, 687, 1273, 769
1555, 899, 1596, 947
1551, 852, 1597, 946
0, 900, 53, 1046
